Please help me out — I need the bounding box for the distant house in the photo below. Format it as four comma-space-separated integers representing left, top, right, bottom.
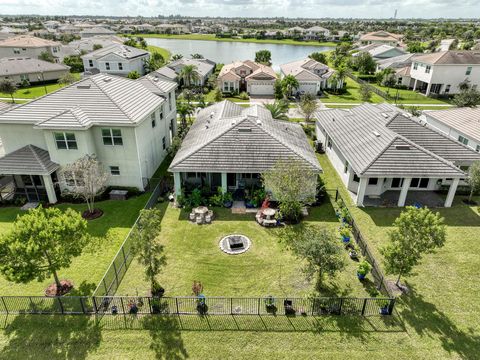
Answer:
359, 31, 403, 46
422, 107, 480, 153
81, 44, 150, 77
280, 58, 341, 94
169, 100, 321, 197
409, 51, 480, 96
217, 60, 277, 95
0, 57, 70, 85
355, 44, 407, 60
304, 26, 330, 41
66, 35, 124, 53
315, 103, 480, 207
0, 73, 177, 204
376, 53, 419, 71
80, 27, 116, 38
154, 58, 215, 86
0, 35, 62, 62
135, 23, 156, 33
155, 24, 188, 34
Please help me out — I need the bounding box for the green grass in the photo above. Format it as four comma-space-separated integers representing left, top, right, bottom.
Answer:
372, 84, 452, 105
140, 33, 337, 47
0, 194, 149, 296
117, 202, 372, 298
146, 45, 171, 61
321, 78, 384, 104
204, 89, 249, 103
0, 73, 81, 100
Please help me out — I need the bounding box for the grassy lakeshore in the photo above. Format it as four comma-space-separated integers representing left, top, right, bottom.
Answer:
146, 45, 171, 61
138, 33, 336, 47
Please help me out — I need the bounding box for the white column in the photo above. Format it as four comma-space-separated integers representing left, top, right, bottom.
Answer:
42, 174, 57, 204
397, 177, 412, 207
173, 172, 182, 197
221, 172, 227, 193
425, 83, 432, 96
356, 177, 368, 207
445, 178, 460, 208
412, 79, 418, 91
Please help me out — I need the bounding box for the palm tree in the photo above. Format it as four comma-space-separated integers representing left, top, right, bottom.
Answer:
335, 66, 348, 87
265, 100, 289, 121
176, 101, 194, 134
281, 75, 299, 98
179, 65, 200, 89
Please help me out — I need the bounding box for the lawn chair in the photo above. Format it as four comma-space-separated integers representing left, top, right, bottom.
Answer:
205, 214, 212, 224
189, 212, 196, 222
195, 215, 203, 225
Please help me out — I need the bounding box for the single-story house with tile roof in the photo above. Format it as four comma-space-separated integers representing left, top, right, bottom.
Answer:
354, 44, 407, 60
217, 60, 277, 95
422, 107, 480, 153
315, 103, 480, 207
0, 73, 177, 204
0, 57, 70, 85
82, 44, 150, 77
154, 58, 215, 86
359, 31, 403, 46
280, 58, 341, 94
169, 100, 321, 197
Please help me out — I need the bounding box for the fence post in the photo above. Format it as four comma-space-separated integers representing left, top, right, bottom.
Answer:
388, 298, 396, 315
1, 297, 8, 315
79, 297, 86, 314
361, 298, 367, 316
335, 188, 339, 202
257, 298, 261, 315
57, 297, 64, 314
175, 297, 179, 314
230, 298, 233, 315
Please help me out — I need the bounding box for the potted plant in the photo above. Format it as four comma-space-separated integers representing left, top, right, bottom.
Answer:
357, 260, 372, 281
223, 192, 233, 208
151, 281, 165, 298
196, 294, 208, 315
264, 295, 277, 314
379, 300, 391, 315
340, 207, 351, 224
340, 225, 352, 243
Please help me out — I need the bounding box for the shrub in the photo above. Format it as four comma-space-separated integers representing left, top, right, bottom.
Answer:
239, 91, 249, 100
357, 260, 372, 276
209, 187, 225, 207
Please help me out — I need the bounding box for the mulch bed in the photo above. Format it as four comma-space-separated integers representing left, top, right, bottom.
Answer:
82, 208, 104, 220
45, 280, 74, 297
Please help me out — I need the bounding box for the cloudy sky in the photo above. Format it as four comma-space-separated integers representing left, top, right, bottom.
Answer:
1, 0, 479, 18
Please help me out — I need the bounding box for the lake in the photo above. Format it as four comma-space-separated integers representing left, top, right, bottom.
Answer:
146, 38, 333, 71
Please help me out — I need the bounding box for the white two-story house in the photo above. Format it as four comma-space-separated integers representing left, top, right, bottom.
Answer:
82, 44, 150, 77
0, 35, 62, 62
0, 73, 177, 204
410, 51, 480, 96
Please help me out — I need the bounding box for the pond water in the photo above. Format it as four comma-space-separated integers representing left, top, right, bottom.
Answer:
146, 38, 333, 71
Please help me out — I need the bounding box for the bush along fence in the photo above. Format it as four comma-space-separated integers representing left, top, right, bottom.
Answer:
0, 296, 395, 317
346, 72, 392, 101
329, 189, 393, 297
92, 179, 165, 298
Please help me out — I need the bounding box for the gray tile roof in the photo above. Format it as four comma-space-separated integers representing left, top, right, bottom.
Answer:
315, 103, 470, 178
151, 67, 177, 81
0, 57, 70, 76
169, 100, 321, 173
167, 58, 215, 77
0, 73, 166, 128
81, 44, 149, 60
138, 73, 178, 94
424, 107, 480, 143
0, 145, 59, 175
414, 51, 480, 65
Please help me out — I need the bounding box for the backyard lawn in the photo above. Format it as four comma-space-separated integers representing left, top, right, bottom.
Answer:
321, 78, 384, 104
0, 193, 150, 296
0, 73, 81, 100
372, 84, 452, 105
117, 201, 374, 298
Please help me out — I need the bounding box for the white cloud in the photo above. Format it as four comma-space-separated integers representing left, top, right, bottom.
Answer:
0, 0, 478, 18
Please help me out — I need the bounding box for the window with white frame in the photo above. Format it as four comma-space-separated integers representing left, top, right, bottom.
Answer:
445, 84, 451, 93
118, 62, 123, 70
466, 66, 472, 75
88, 59, 93, 67
109, 166, 120, 175
162, 136, 166, 150
20, 74, 29, 81
105, 62, 110, 70
13, 48, 20, 54
425, 65, 431, 74
476, 145, 480, 152
458, 135, 469, 145
160, 105, 164, 120
102, 128, 123, 145
151, 112, 156, 128
413, 62, 418, 70
54, 132, 78, 150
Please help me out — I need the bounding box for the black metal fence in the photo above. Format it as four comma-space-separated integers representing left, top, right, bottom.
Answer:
0, 295, 395, 317
329, 189, 393, 297
92, 181, 164, 297
346, 72, 392, 100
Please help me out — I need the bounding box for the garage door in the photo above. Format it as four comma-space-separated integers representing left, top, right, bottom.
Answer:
299, 82, 318, 94
249, 83, 274, 95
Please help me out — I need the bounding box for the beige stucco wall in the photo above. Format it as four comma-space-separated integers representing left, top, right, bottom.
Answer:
0, 69, 69, 85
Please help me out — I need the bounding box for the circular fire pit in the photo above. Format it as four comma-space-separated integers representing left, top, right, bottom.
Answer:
219, 234, 251, 255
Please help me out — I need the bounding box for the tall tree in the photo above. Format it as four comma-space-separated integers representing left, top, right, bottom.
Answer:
144, 52, 165, 73
281, 75, 299, 98
264, 100, 289, 121
359, 83, 373, 102
63, 55, 84, 73
131, 209, 166, 295
255, 49, 272, 65
466, 161, 480, 203
59, 155, 109, 215
39, 51, 55, 63
58, 73, 77, 86
381, 206, 446, 286
127, 70, 141, 79
309, 52, 327, 64
0, 80, 17, 103
176, 101, 194, 131
262, 158, 317, 223
353, 52, 376, 74
298, 93, 319, 122
453, 87, 480, 107
0, 207, 89, 295
179, 65, 200, 88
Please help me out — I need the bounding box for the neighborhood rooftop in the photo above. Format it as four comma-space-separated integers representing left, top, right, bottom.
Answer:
0, 144, 59, 175
0, 57, 70, 76
315, 103, 479, 178
0, 73, 174, 127
413, 51, 480, 65
82, 44, 149, 60
169, 100, 321, 173
424, 107, 480, 143
0, 35, 60, 47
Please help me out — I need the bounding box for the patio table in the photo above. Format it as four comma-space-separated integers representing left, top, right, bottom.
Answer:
262, 208, 276, 220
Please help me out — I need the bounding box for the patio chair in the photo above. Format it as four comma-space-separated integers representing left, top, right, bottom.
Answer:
189, 212, 196, 222
205, 214, 212, 224
195, 215, 203, 225
255, 211, 263, 225
207, 210, 214, 220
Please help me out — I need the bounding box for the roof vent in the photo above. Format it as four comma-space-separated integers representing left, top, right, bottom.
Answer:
231, 119, 236, 125
373, 131, 381, 137
395, 145, 411, 150
77, 84, 91, 89
238, 128, 252, 133
256, 119, 262, 125
381, 112, 389, 119
210, 112, 214, 119
103, 78, 112, 83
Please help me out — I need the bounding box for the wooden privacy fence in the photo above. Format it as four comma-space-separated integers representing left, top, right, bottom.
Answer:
92, 179, 164, 297
0, 296, 395, 317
